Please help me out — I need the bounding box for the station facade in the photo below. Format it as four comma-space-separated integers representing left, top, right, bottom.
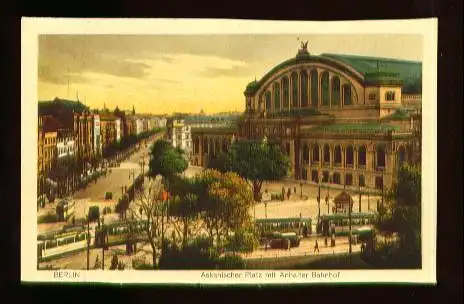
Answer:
191, 44, 422, 190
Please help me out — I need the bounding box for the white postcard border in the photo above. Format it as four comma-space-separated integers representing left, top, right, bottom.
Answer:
21, 17, 437, 284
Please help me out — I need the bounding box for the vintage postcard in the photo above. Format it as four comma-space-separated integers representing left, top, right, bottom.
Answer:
21, 18, 437, 284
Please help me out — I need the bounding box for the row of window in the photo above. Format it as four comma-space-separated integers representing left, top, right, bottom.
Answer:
302, 170, 384, 189
385, 91, 396, 101
302, 145, 385, 167
58, 147, 74, 155
44, 137, 56, 145
263, 72, 352, 111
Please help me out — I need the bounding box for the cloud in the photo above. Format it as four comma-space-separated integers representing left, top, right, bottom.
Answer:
38, 37, 152, 84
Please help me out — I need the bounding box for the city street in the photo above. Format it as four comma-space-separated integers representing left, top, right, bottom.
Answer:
73, 136, 161, 202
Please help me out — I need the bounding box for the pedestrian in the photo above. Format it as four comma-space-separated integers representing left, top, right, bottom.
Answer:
287, 188, 291, 200
282, 187, 286, 201
324, 237, 328, 247
314, 240, 319, 253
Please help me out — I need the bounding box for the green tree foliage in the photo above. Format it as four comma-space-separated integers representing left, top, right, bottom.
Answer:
158, 237, 219, 270
148, 139, 188, 183
168, 176, 202, 249
207, 152, 232, 173
192, 170, 255, 248
208, 140, 290, 201
224, 229, 259, 254
110, 255, 119, 270
217, 254, 246, 269
88, 206, 100, 222
374, 164, 421, 268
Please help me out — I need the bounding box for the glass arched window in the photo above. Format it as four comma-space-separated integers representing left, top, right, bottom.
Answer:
302, 145, 309, 164
265, 91, 271, 111
321, 71, 329, 106
346, 146, 354, 166
358, 145, 366, 166
300, 71, 308, 107
291, 72, 298, 108
310, 69, 318, 107
282, 77, 290, 108
323, 144, 330, 164
343, 84, 351, 105
376, 145, 386, 168
334, 146, 342, 165
331, 76, 340, 105
273, 82, 281, 110
312, 144, 319, 162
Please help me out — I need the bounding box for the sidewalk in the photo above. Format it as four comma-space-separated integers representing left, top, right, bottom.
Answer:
241, 236, 360, 260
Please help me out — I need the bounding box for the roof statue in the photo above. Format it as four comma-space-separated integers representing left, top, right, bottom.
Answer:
297, 39, 310, 57
301, 40, 308, 51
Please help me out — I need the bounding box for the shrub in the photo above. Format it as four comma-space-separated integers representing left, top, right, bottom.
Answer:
88, 206, 100, 222
37, 214, 58, 224
105, 192, 113, 200
102, 206, 112, 215
217, 254, 246, 270
117, 261, 125, 270
158, 237, 219, 270
110, 255, 119, 270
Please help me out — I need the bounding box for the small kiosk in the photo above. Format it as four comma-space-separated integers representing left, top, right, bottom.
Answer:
333, 191, 354, 214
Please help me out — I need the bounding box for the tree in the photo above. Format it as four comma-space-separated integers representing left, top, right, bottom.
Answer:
168, 176, 202, 249
224, 229, 259, 254
194, 169, 254, 248
131, 179, 167, 269
206, 152, 232, 173
375, 164, 421, 268
209, 140, 290, 201
148, 139, 188, 187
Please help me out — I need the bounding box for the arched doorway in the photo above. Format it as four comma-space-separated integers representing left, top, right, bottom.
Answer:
346, 146, 354, 167
376, 145, 386, 169
302, 144, 309, 164
312, 144, 320, 163
334, 145, 342, 166
358, 145, 366, 167
323, 144, 330, 164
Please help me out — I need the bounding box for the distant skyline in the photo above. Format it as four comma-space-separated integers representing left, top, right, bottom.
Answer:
38, 34, 422, 115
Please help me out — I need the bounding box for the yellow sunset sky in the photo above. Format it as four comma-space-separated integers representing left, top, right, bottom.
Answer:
38, 34, 422, 115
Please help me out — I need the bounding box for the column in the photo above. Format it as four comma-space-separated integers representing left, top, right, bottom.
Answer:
354, 147, 358, 169
318, 143, 323, 168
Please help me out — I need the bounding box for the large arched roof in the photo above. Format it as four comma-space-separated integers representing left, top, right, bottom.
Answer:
245, 53, 422, 95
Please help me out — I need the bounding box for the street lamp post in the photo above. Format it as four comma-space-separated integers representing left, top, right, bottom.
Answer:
317, 172, 321, 223
86, 216, 90, 270
358, 184, 362, 213
300, 181, 303, 199
348, 196, 352, 265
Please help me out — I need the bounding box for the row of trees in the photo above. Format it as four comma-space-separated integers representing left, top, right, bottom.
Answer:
40, 154, 103, 201
102, 127, 164, 159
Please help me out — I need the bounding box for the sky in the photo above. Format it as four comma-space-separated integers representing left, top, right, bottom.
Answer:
38, 34, 422, 115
